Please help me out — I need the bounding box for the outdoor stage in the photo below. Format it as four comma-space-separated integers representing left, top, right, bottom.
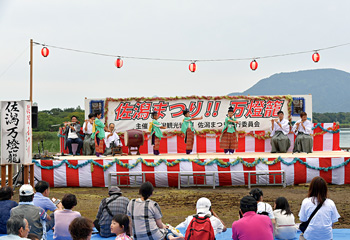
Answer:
33, 150, 350, 188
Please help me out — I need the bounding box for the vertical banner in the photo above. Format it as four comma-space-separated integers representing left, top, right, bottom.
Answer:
1, 101, 32, 164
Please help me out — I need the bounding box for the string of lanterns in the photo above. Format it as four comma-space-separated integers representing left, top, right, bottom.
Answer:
37, 41, 348, 72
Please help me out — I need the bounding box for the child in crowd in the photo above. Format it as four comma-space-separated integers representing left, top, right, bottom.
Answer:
249, 188, 276, 225
273, 197, 297, 240
110, 214, 132, 240
180, 109, 203, 154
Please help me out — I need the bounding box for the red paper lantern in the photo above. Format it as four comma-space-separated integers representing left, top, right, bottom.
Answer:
189, 62, 196, 72
312, 52, 320, 63
41, 47, 49, 57
250, 60, 258, 71
115, 58, 123, 68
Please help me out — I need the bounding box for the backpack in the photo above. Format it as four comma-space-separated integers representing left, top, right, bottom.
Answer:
258, 203, 269, 216
102, 195, 120, 217
185, 214, 215, 240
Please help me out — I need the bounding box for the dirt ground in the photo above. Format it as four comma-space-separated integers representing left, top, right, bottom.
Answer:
13, 185, 350, 229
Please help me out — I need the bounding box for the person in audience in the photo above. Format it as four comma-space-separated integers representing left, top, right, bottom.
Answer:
270, 110, 290, 153
10, 184, 48, 240
298, 176, 340, 240
176, 197, 226, 237
220, 106, 239, 154
104, 123, 122, 156
249, 188, 276, 225
27, 233, 39, 240
54, 194, 81, 240
69, 217, 94, 240
110, 214, 132, 240
33, 181, 62, 231
63, 115, 83, 155
0, 186, 18, 234
0, 216, 30, 240
149, 111, 166, 155
91, 110, 106, 157
292, 112, 313, 153
232, 196, 273, 240
127, 182, 183, 240
180, 109, 203, 155
95, 187, 129, 237
83, 113, 96, 155
273, 197, 297, 240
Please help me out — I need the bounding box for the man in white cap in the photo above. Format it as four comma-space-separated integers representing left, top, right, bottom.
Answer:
176, 197, 226, 238
94, 186, 129, 237
10, 184, 48, 240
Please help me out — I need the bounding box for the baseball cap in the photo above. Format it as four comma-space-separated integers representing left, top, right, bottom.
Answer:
196, 197, 211, 214
108, 186, 122, 196
19, 184, 34, 196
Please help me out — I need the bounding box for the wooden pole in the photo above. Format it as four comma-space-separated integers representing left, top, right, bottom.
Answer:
1, 165, 6, 187
30, 164, 34, 187
8, 165, 13, 188
24, 165, 29, 184
30, 39, 33, 104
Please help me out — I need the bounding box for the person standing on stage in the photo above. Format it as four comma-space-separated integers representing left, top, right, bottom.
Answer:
91, 110, 106, 157
220, 106, 239, 154
270, 110, 290, 153
181, 109, 203, 155
292, 112, 313, 153
149, 111, 166, 155
82, 113, 95, 155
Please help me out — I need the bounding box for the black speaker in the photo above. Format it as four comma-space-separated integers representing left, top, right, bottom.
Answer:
32, 105, 38, 128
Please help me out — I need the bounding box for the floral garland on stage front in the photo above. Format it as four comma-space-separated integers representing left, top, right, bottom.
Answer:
32, 156, 350, 172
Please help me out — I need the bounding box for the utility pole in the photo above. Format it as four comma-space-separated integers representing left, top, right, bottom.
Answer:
29, 39, 33, 104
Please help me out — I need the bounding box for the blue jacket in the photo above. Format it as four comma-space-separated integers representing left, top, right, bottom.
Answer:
0, 200, 18, 234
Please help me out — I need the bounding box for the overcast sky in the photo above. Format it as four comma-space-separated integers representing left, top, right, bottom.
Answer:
0, 0, 349, 110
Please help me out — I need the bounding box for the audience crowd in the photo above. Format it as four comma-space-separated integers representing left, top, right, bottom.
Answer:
0, 176, 341, 240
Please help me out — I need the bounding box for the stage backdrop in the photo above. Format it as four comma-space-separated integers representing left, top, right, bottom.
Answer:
84, 95, 312, 133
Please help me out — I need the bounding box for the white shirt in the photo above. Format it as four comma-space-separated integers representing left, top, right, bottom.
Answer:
104, 132, 122, 148
257, 202, 275, 220
299, 197, 340, 240
176, 213, 224, 236
292, 119, 313, 135
82, 122, 93, 134
68, 128, 78, 139
273, 209, 297, 239
271, 118, 289, 136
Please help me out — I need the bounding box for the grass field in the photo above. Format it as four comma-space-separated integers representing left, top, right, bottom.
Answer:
32, 131, 60, 154
12, 185, 350, 229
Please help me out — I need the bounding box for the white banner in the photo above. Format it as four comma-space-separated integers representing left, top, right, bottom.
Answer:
1, 101, 32, 164
85, 95, 312, 133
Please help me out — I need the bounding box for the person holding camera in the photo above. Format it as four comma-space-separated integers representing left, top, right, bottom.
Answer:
33, 181, 63, 231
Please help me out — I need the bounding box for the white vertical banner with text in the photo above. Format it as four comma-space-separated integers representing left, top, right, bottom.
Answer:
1, 101, 32, 164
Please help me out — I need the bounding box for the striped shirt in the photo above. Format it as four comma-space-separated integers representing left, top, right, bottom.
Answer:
127, 199, 167, 240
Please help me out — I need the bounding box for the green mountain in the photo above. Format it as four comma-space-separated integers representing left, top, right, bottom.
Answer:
228, 68, 350, 113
